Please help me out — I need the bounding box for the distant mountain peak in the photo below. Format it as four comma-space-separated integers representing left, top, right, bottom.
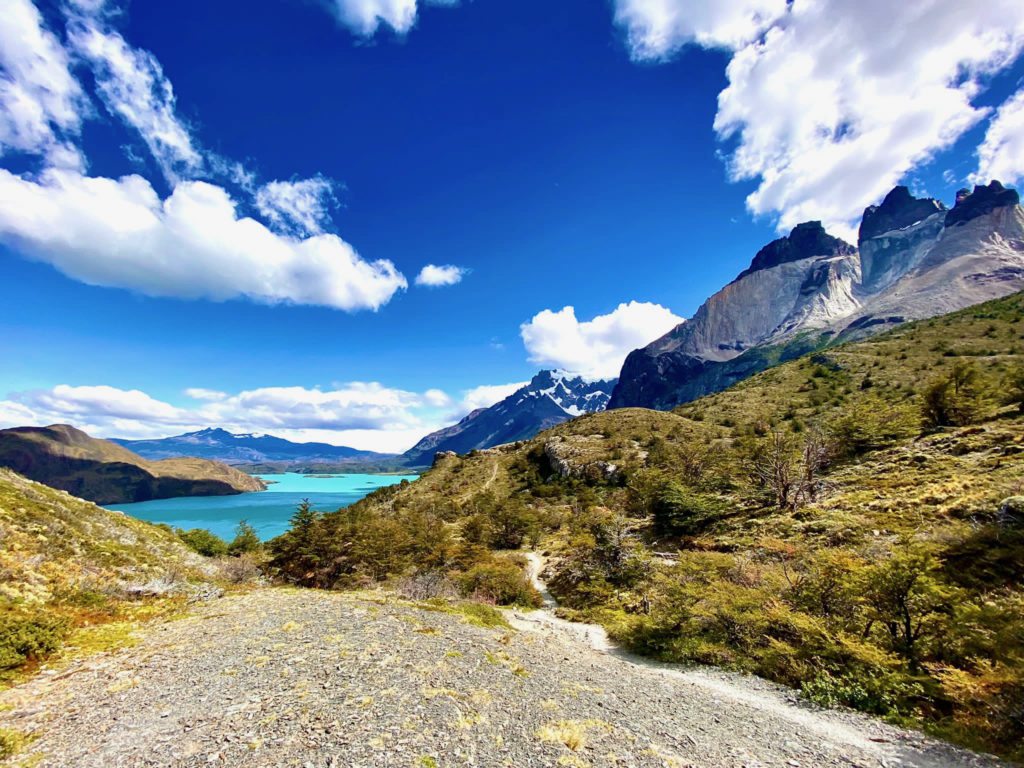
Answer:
735, 221, 855, 282
112, 428, 391, 464
403, 370, 616, 462
946, 180, 1020, 227
859, 185, 945, 243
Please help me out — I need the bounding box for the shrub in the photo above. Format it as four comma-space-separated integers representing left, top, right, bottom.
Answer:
177, 528, 229, 557
456, 560, 541, 607
396, 570, 458, 601
0, 611, 71, 672
921, 361, 993, 428
653, 482, 730, 535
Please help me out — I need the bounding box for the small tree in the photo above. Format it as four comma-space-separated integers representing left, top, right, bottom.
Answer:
859, 544, 956, 671
1003, 364, 1024, 414
745, 431, 798, 509
227, 519, 261, 555
921, 361, 992, 428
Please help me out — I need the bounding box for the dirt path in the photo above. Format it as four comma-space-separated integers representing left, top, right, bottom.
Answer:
0, 584, 1005, 768
511, 552, 1005, 768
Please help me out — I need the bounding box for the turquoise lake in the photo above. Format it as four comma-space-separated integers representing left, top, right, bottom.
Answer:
107, 472, 419, 541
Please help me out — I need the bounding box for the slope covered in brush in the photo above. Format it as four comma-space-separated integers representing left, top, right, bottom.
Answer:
0, 469, 219, 679
270, 291, 1024, 760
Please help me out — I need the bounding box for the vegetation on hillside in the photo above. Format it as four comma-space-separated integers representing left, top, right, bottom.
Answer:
269, 291, 1024, 760
0, 469, 248, 685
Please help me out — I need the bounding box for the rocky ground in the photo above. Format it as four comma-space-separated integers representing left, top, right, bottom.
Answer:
0, 586, 1007, 768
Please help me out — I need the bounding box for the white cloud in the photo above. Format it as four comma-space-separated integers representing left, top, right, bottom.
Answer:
0, 0, 87, 168
184, 388, 228, 402
255, 176, 338, 236
322, 0, 459, 37
0, 0, 427, 313
0, 381, 463, 453
10, 384, 187, 426
0, 167, 407, 311
414, 263, 467, 287
613, 0, 786, 58
614, 0, 1024, 235
972, 87, 1024, 187
458, 382, 529, 413
67, 22, 202, 182
520, 301, 683, 380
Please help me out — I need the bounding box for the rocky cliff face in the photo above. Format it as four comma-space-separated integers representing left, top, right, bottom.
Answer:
0, 424, 265, 504
403, 371, 615, 463
610, 181, 1024, 411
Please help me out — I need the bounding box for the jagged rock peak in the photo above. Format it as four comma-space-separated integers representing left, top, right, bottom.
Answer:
735, 221, 855, 282
946, 181, 1020, 227
859, 186, 945, 243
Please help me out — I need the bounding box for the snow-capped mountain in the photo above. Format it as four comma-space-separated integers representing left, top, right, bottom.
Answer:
112, 428, 393, 465
403, 370, 615, 463
609, 180, 1024, 410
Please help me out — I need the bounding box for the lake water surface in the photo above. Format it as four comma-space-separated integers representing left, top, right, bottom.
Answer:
107, 472, 419, 541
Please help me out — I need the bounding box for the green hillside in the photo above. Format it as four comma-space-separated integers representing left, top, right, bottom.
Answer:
0, 469, 224, 684
269, 291, 1024, 760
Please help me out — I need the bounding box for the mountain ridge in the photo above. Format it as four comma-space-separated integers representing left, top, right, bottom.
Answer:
112, 427, 394, 465
610, 180, 1024, 410
403, 370, 615, 464
0, 424, 265, 504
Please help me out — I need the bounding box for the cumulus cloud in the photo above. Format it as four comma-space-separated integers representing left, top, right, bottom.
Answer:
255, 176, 337, 236
67, 22, 202, 182
972, 87, 1024, 187
458, 382, 529, 413
614, 0, 1024, 235
414, 264, 467, 287
0, 168, 407, 310
321, 0, 459, 37
520, 301, 683, 380
0, 0, 87, 167
1, 381, 462, 453
0, 0, 427, 312
613, 0, 786, 58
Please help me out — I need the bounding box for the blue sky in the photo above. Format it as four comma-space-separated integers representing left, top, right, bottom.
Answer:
1, 0, 1023, 451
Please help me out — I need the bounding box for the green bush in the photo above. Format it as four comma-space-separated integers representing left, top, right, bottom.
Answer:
0, 611, 71, 671
177, 527, 229, 557
456, 561, 541, 607
652, 482, 730, 535
802, 669, 924, 717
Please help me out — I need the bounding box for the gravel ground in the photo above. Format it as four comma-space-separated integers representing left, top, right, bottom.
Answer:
0, 587, 1008, 768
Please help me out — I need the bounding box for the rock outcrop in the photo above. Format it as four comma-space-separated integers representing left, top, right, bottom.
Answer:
0, 424, 265, 505
610, 181, 1024, 411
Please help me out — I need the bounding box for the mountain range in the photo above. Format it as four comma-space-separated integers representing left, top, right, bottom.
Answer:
0, 424, 264, 504
97, 180, 1024, 463
113, 427, 394, 465
609, 180, 1024, 410
402, 370, 615, 464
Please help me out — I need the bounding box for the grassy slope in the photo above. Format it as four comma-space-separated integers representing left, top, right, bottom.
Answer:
0, 469, 222, 684
327, 291, 1024, 760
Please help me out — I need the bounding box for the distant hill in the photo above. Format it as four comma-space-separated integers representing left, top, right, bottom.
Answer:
0, 424, 265, 504
113, 427, 394, 466
402, 370, 615, 464
611, 181, 1024, 410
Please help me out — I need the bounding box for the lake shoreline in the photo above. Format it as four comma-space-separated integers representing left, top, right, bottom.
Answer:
106, 472, 419, 541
